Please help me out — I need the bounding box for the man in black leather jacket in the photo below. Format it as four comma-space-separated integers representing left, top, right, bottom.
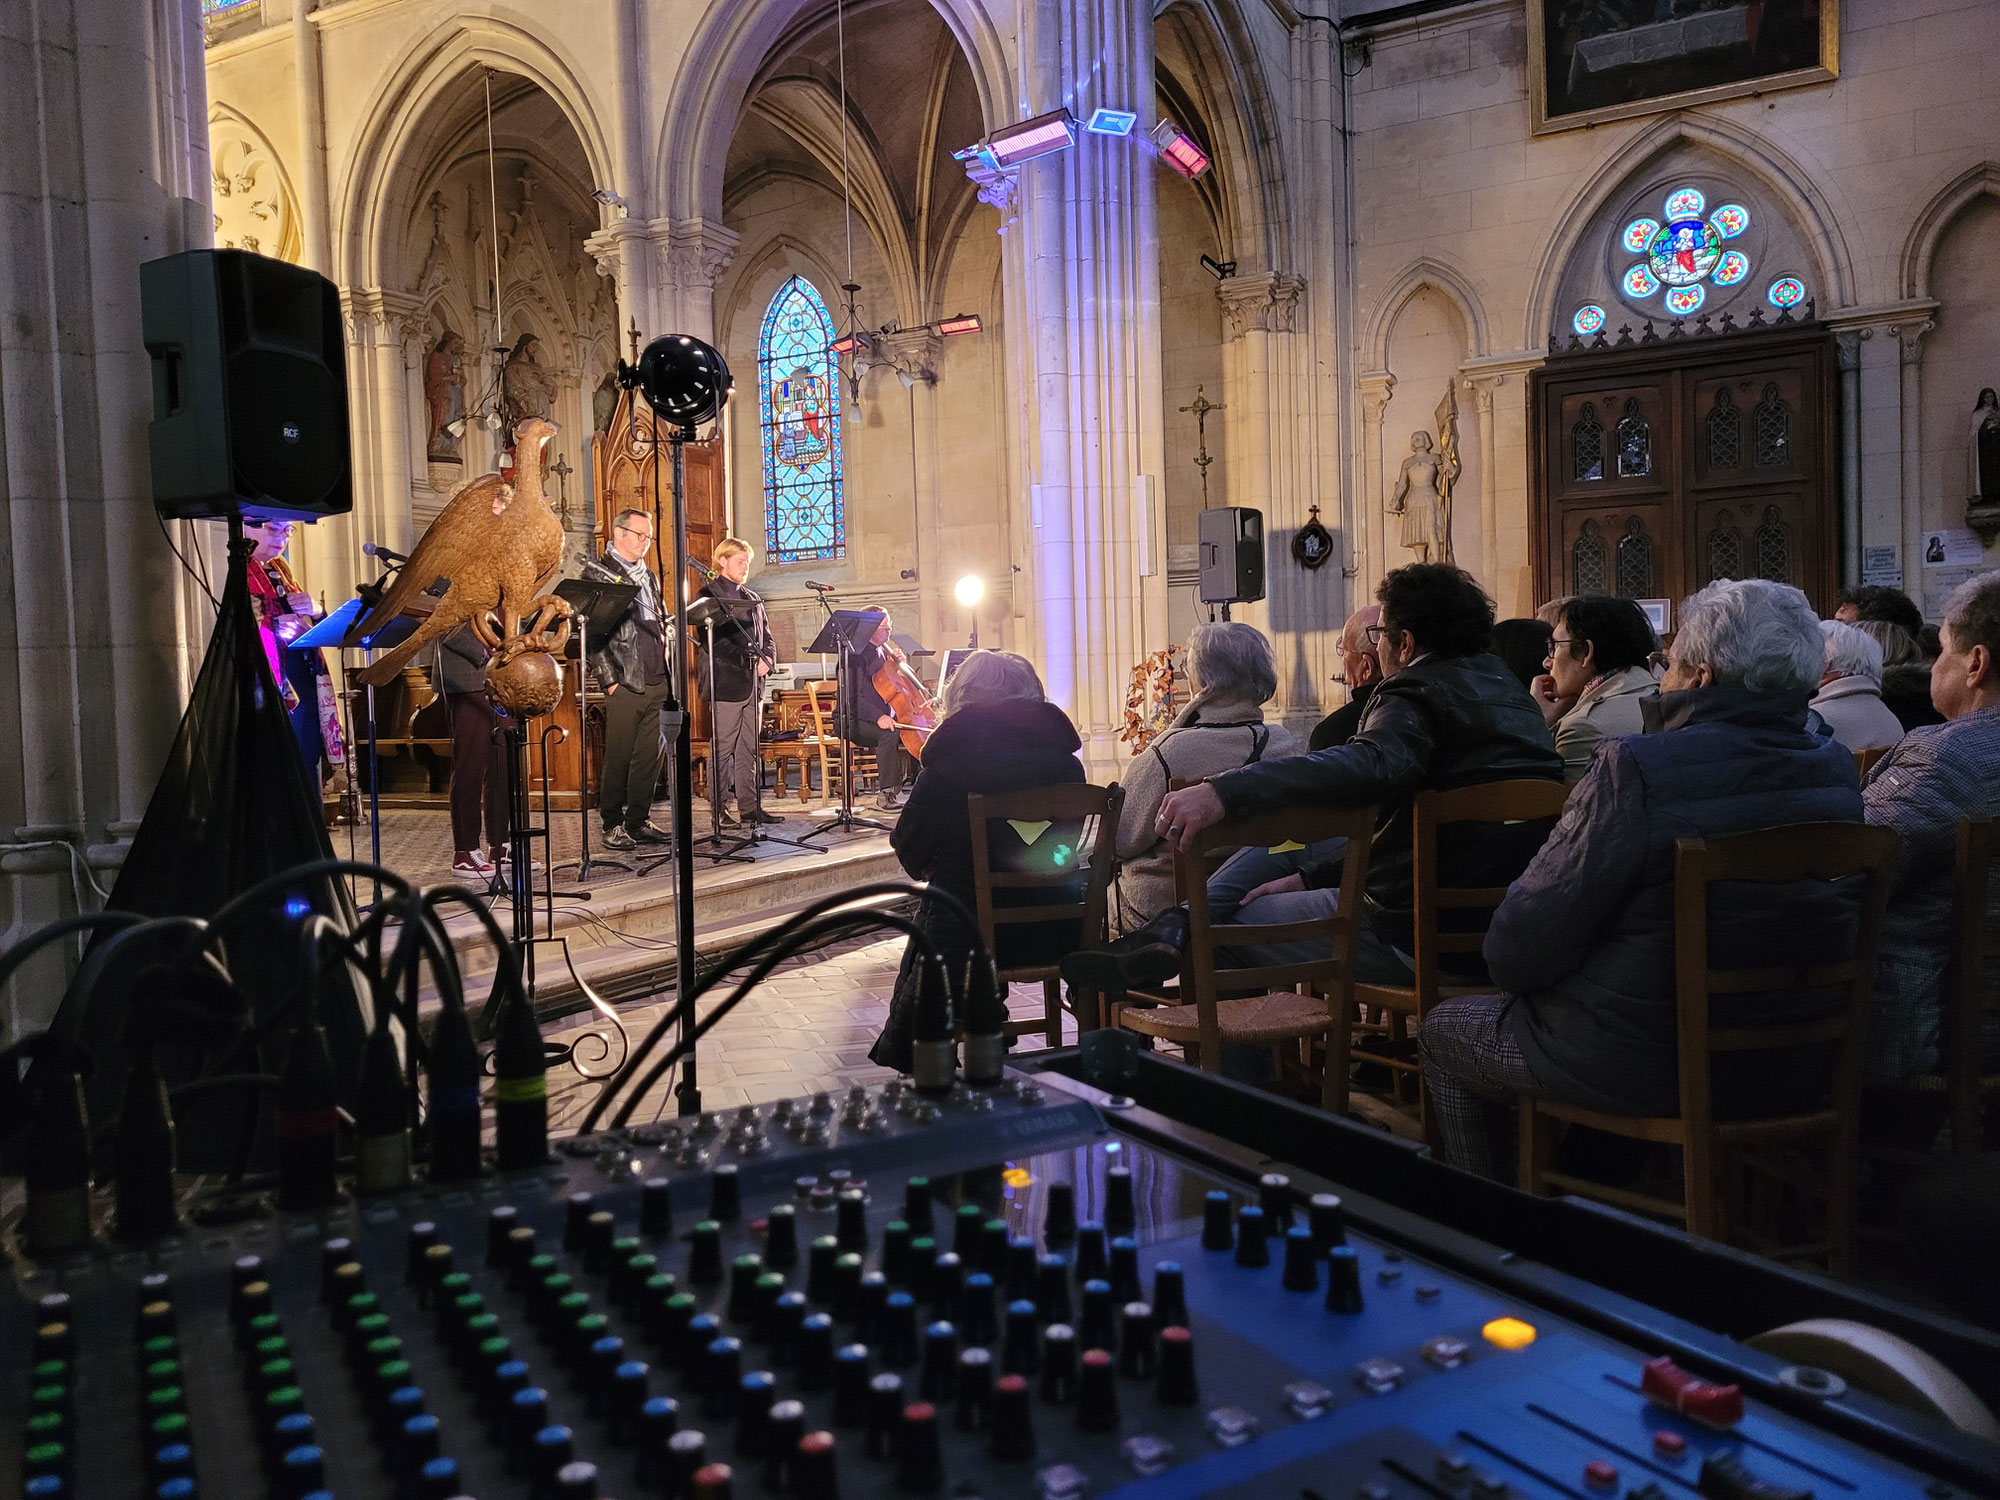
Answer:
1070, 563, 1561, 989
581, 509, 675, 849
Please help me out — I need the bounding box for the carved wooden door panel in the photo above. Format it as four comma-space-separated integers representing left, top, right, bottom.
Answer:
1542, 377, 1677, 599
1685, 360, 1826, 597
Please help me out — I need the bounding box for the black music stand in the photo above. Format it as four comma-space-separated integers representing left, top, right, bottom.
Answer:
796, 605, 891, 842
686, 595, 757, 867
551, 577, 639, 884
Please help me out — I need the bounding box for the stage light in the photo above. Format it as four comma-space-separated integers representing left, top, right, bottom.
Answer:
985, 108, 1078, 168
618, 334, 733, 437
935, 313, 981, 337
592, 187, 627, 209
954, 574, 985, 608
1085, 107, 1138, 137
831, 329, 874, 357
1152, 117, 1211, 179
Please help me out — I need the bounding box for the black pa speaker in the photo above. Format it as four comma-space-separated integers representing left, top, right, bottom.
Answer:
1198, 506, 1265, 604
141, 249, 352, 521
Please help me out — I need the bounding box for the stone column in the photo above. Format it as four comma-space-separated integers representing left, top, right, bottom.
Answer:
1890, 318, 1933, 609
1834, 329, 1867, 587
1, 0, 211, 1033
584, 217, 658, 348
291, 0, 331, 273
656, 217, 740, 347
1355, 372, 1396, 604
1463, 373, 1503, 584
1007, 0, 1167, 765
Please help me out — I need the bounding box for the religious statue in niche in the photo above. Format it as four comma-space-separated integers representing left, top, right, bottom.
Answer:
424, 329, 466, 462
593, 369, 620, 435
1969, 387, 2000, 546
1388, 387, 1461, 564
499, 332, 557, 432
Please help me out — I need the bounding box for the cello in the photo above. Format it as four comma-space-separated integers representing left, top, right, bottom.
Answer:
870, 641, 939, 760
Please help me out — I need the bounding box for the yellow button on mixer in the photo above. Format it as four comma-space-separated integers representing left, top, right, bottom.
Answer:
1482, 1317, 1538, 1351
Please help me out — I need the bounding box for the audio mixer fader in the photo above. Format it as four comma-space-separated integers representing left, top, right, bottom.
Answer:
3, 1072, 1986, 1499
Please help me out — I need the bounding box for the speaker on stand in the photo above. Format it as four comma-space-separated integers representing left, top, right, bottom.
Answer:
1197, 505, 1265, 620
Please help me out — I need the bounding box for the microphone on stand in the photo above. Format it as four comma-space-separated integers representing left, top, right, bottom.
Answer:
804, 580, 835, 594
362, 542, 408, 565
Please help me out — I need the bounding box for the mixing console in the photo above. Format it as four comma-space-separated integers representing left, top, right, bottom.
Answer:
1, 1073, 1980, 1499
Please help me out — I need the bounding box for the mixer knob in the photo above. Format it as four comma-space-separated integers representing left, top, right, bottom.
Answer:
636, 1177, 673, 1239
702, 1338, 745, 1416
835, 1189, 870, 1254
1077, 1348, 1119, 1432
710, 1164, 742, 1220
676, 1141, 707, 1169
583, 1210, 618, 1273
1282, 1226, 1320, 1292
832, 1344, 873, 1425
1119, 1302, 1157, 1380
1040, 1324, 1079, 1404
612, 1250, 655, 1310
484, 1205, 518, 1268
416, 1457, 462, 1499
1325, 1245, 1365, 1314
564, 1193, 596, 1252
949, 1202, 983, 1258
1234, 1205, 1270, 1268
653, 1293, 700, 1364
636, 1397, 680, 1486
508, 1386, 550, 1461
797, 1314, 837, 1389
1035, 1257, 1072, 1325
693, 1112, 722, 1140
991, 1372, 1036, 1460
927, 1251, 962, 1317
320, 1239, 357, 1300
1078, 1280, 1115, 1351
769, 1289, 808, 1358
833, 1255, 866, 1322
727, 1254, 765, 1323
958, 1271, 998, 1345
881, 1291, 920, 1366
920, 1321, 959, 1400
896, 1402, 946, 1492
1103, 1164, 1137, 1236
856, 1272, 891, 1341
1042, 1181, 1077, 1248
554, 1459, 601, 1498
1258, 1172, 1294, 1231
610, 1360, 650, 1440
795, 1430, 841, 1500
764, 1399, 807, 1487
1005, 1237, 1039, 1300
903, 1175, 935, 1235
881, 1220, 913, 1285
1156, 1325, 1198, 1406
735, 1371, 776, 1456
419, 1244, 456, 1307
690, 1221, 725, 1284
955, 1346, 995, 1431
683, 1315, 723, 1379
765, 1203, 800, 1268
806, 1235, 841, 1303
978, 1218, 1011, 1275
1201, 1191, 1234, 1251
865, 1373, 906, 1460
995, 1299, 1041, 1377
587, 1335, 625, 1406
1073, 1224, 1109, 1284
1108, 1237, 1141, 1304
401, 1413, 445, 1479
667, 1430, 710, 1494
1309, 1191, 1346, 1251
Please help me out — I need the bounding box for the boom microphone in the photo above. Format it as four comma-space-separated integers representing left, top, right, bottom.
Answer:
804, 580, 835, 593
362, 542, 408, 564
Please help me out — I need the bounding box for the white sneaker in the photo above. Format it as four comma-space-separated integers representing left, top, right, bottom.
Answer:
451, 851, 495, 877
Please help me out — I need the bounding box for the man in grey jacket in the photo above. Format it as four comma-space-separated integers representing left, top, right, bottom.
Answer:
1420, 579, 1866, 1179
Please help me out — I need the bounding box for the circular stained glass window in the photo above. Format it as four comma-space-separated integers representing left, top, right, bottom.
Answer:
1664, 285, 1705, 315
1649, 220, 1722, 286
1623, 264, 1661, 299
1622, 218, 1660, 254
1664, 186, 1706, 219
1573, 305, 1607, 336
1767, 277, 1806, 309
1712, 251, 1751, 287
1711, 204, 1750, 238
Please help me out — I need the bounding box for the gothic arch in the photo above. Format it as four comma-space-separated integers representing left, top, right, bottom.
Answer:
1361, 256, 1490, 372
1900, 161, 2000, 302
333, 12, 614, 291
207, 101, 304, 263
658, 0, 1012, 224
717, 233, 853, 348
1153, 0, 1292, 274
1522, 113, 1856, 350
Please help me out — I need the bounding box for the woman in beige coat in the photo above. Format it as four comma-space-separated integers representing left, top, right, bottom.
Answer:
1531, 595, 1660, 781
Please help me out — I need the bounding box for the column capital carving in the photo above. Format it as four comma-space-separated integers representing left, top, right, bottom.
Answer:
341, 286, 425, 344
583, 218, 649, 283
1834, 327, 1869, 371
877, 327, 943, 386
962, 159, 1020, 232
1462, 371, 1504, 410
1217, 272, 1305, 341
1888, 318, 1935, 365
1358, 370, 1395, 419
654, 216, 740, 290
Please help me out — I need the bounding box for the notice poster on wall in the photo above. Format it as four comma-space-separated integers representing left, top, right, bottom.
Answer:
1921, 528, 1985, 568
1860, 546, 1900, 590
1924, 565, 1984, 622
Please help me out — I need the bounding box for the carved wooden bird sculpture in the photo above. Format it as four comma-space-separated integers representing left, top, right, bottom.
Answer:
352, 417, 566, 686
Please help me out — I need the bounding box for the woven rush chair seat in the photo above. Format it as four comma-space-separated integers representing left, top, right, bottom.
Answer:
1119, 988, 1333, 1047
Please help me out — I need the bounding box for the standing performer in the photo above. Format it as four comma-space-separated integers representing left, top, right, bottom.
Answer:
841, 608, 916, 810
436, 621, 508, 878
580, 509, 674, 851
694, 537, 779, 826
244, 516, 346, 789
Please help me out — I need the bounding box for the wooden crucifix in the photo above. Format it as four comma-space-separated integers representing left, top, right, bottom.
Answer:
1179, 384, 1225, 507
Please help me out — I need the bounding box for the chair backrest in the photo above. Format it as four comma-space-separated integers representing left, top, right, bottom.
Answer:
1671, 823, 1900, 1137
1947, 818, 2000, 1143
803, 680, 835, 740
966, 783, 1125, 968
1408, 779, 1574, 995
1176, 804, 1378, 1067
1855, 745, 1889, 781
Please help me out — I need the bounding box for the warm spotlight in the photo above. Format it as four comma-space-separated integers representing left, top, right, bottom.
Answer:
954, 574, 986, 609
1152, 118, 1211, 179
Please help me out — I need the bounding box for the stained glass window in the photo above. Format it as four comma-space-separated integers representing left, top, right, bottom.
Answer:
1610, 187, 1755, 321
759, 277, 844, 563
1767, 277, 1806, 309
1664, 285, 1705, 316
1573, 520, 1607, 594
1616, 517, 1654, 599
1571, 403, 1604, 482
202, 0, 257, 14
1711, 205, 1750, 238
1615, 398, 1651, 478
1572, 305, 1606, 337
1621, 219, 1660, 254
1713, 251, 1750, 287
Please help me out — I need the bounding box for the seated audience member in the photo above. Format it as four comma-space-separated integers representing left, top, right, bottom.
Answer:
1420, 579, 1865, 1180
1861, 571, 2000, 1091
1530, 595, 1659, 782
1112, 622, 1296, 934
1810, 620, 1904, 753
1492, 617, 1555, 690
871, 651, 1085, 1072
1066, 563, 1562, 993
1308, 605, 1382, 752
1534, 596, 1574, 627
1856, 619, 1946, 732
1835, 583, 1925, 638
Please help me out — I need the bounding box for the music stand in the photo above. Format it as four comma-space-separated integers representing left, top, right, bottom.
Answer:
685, 595, 757, 866
551, 577, 639, 883
796, 605, 891, 842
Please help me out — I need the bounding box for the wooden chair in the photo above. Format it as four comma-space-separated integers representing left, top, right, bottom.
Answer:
805, 680, 877, 803
1118, 805, 1377, 1102
1854, 745, 1890, 781
1337, 780, 1574, 1140
1519, 822, 1900, 1277
1902, 817, 2000, 1152
967, 783, 1124, 1050
761, 688, 819, 804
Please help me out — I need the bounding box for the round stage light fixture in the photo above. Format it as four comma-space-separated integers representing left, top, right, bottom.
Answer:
955, 574, 985, 610
619, 334, 734, 437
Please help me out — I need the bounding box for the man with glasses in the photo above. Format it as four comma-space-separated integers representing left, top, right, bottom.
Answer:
581, 508, 675, 849
1308, 605, 1384, 752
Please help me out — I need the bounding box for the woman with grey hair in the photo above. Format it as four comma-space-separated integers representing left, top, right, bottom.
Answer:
1110, 623, 1297, 933
1854, 618, 1945, 732
1809, 619, 1903, 752
871, 650, 1089, 1072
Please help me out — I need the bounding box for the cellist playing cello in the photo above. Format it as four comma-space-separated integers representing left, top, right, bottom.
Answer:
841, 607, 920, 810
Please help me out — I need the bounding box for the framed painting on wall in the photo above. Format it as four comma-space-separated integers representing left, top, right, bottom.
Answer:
1528, 1, 1838, 135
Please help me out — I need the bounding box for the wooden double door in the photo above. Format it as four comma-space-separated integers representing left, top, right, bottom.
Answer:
1531, 324, 1838, 622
